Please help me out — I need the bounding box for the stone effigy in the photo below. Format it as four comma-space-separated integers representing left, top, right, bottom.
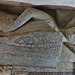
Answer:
0, 7, 74, 68
0, 8, 63, 68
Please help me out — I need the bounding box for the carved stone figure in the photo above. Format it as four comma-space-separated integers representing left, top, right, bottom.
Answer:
0, 1, 75, 74
0, 7, 74, 68
0, 7, 74, 45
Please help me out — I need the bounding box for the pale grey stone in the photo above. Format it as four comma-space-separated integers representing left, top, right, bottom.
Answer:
0, 32, 62, 68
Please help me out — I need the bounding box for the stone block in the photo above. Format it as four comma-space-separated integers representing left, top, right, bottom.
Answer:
0, 32, 62, 68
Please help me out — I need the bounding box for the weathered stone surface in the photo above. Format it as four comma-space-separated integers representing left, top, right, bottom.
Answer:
59, 62, 75, 69
0, 11, 18, 21
61, 44, 75, 62
0, 66, 12, 75
0, 10, 55, 37
61, 27, 75, 45
12, 66, 57, 72
0, 32, 62, 67
1, 1, 75, 15
0, 10, 62, 68
56, 10, 75, 28
65, 17, 75, 29
12, 66, 75, 75
64, 43, 75, 53
0, 1, 75, 73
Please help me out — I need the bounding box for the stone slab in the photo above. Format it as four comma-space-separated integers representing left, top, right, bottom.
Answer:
0, 32, 62, 68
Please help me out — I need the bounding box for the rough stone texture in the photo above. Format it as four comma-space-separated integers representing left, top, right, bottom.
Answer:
0, 2, 75, 74
13, 71, 74, 75
0, 66, 12, 75
66, 27, 75, 45
56, 10, 75, 28
58, 62, 75, 69
0, 11, 18, 21
0, 10, 62, 68
0, 32, 62, 68
61, 44, 75, 62
65, 17, 75, 29
12, 66, 75, 75
0, 10, 55, 36
64, 43, 75, 53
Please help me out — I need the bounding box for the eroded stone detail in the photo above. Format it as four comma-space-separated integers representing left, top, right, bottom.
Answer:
0, 32, 62, 67
0, 66, 12, 75
0, 7, 74, 70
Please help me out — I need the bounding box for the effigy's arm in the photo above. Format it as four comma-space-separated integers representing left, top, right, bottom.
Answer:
0, 8, 59, 32
0, 7, 68, 42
